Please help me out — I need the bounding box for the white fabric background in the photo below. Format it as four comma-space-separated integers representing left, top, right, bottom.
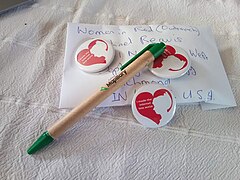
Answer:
0, 0, 240, 179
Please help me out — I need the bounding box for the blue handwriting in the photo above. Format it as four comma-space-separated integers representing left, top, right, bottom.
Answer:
183, 89, 213, 101
112, 92, 127, 102
189, 48, 208, 60
77, 26, 115, 35
139, 35, 182, 45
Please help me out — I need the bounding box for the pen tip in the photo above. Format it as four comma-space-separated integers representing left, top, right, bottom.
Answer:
27, 131, 54, 155
149, 42, 166, 59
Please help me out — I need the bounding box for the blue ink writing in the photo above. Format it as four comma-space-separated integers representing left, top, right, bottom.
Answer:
197, 90, 203, 100
107, 63, 122, 76
133, 26, 153, 33
125, 76, 170, 87
128, 50, 137, 57
207, 90, 213, 101
189, 48, 208, 60
186, 66, 197, 76
155, 25, 200, 36
112, 92, 127, 102
183, 90, 192, 99
139, 35, 182, 45
77, 26, 114, 35
110, 37, 133, 47
118, 31, 127, 35
183, 90, 213, 101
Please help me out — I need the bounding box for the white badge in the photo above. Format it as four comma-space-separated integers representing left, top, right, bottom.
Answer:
75, 38, 115, 73
132, 84, 176, 128
149, 45, 190, 79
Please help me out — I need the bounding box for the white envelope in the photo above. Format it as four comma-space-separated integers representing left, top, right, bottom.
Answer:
59, 23, 236, 110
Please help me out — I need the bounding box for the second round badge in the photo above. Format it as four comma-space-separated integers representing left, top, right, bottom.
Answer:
148, 45, 191, 79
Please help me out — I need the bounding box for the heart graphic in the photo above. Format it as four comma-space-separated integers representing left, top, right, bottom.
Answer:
77, 39, 108, 66
152, 45, 188, 71
135, 89, 173, 125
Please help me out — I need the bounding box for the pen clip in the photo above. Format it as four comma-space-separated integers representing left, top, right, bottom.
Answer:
120, 44, 156, 71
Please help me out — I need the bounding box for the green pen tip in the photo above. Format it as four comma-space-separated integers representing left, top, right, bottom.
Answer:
149, 42, 166, 59
27, 131, 54, 155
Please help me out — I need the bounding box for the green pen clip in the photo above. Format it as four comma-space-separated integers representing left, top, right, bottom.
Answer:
120, 43, 166, 70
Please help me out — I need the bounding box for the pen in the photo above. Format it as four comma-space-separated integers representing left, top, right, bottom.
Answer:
27, 42, 166, 154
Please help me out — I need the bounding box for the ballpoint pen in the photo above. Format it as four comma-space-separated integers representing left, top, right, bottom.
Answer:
27, 42, 166, 154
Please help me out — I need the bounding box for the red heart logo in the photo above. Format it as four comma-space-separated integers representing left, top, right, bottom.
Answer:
152, 45, 188, 71
135, 89, 173, 125
77, 39, 108, 66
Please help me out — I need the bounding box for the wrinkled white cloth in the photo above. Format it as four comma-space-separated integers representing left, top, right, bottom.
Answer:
0, 0, 240, 179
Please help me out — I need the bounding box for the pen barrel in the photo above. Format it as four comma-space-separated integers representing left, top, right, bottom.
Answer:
48, 51, 155, 138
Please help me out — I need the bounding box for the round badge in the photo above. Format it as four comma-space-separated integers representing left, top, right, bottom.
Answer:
148, 45, 190, 79
75, 38, 115, 73
132, 84, 176, 128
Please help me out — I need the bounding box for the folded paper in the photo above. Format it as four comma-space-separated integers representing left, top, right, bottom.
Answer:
59, 23, 236, 110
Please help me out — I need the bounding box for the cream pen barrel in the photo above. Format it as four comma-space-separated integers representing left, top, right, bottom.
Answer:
27, 42, 166, 154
